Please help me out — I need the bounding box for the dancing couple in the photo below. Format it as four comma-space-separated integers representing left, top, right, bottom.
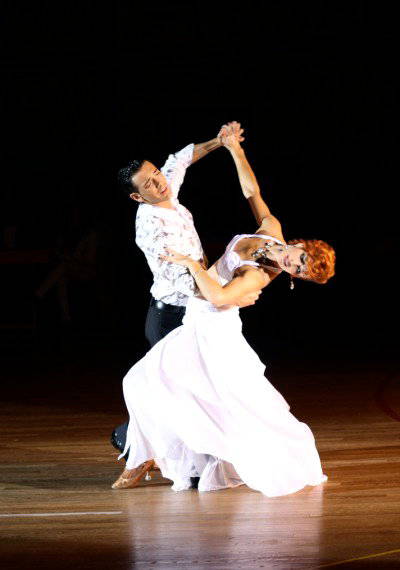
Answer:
114, 122, 335, 497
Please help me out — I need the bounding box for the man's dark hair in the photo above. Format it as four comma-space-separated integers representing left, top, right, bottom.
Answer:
117, 159, 145, 196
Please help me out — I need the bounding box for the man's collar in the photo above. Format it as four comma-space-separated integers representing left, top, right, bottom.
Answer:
137, 199, 181, 216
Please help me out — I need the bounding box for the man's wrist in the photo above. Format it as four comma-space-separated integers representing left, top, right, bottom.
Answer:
206, 137, 222, 151
212, 136, 223, 148
192, 138, 221, 163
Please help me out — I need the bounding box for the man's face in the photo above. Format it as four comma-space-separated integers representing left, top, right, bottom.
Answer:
130, 161, 171, 204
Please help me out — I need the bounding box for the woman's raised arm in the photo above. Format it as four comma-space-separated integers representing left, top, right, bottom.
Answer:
220, 124, 283, 238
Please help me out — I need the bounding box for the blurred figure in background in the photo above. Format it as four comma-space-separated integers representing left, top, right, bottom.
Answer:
34, 206, 98, 324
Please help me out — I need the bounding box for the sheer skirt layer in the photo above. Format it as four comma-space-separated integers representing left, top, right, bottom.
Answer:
121, 297, 327, 497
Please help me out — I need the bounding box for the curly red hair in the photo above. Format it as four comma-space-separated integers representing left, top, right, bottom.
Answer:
288, 239, 335, 284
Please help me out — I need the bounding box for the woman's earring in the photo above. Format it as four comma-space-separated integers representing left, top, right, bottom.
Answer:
290, 276, 295, 290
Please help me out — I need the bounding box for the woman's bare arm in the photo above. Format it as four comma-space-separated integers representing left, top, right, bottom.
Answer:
189, 261, 269, 307
160, 252, 269, 307
220, 126, 284, 239
231, 146, 284, 238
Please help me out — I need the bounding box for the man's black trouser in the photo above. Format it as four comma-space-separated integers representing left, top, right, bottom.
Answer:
111, 298, 186, 458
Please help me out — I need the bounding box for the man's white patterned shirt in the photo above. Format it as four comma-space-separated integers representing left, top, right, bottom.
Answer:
135, 144, 204, 306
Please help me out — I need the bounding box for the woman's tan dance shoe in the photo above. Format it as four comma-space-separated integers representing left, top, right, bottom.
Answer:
111, 460, 156, 489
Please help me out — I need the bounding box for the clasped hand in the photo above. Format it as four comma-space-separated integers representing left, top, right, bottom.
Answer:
218, 121, 245, 150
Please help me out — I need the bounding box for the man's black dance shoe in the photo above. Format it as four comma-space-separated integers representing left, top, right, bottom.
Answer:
110, 426, 129, 461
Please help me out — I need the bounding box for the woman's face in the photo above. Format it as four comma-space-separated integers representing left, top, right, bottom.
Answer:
269, 243, 308, 278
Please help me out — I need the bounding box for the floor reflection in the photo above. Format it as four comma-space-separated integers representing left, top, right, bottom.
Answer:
117, 482, 325, 567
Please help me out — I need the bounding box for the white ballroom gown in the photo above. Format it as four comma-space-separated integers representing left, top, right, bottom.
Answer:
120, 234, 327, 497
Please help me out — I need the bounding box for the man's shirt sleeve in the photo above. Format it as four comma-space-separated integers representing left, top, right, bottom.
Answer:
161, 143, 194, 198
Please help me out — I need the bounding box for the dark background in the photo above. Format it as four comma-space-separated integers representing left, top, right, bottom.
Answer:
1, 2, 397, 379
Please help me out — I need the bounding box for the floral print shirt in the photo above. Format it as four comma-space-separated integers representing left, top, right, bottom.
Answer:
135, 144, 204, 306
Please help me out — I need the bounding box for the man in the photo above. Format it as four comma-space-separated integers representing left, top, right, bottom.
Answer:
112, 122, 260, 488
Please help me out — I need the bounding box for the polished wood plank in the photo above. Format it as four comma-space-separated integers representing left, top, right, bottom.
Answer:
1, 358, 399, 569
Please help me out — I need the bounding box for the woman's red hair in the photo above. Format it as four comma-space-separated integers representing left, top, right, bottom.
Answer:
288, 239, 335, 284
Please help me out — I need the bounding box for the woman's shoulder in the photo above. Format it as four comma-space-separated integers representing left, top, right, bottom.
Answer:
256, 216, 285, 242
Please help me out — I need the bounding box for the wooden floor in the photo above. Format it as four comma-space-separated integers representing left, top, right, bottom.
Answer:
1, 355, 399, 569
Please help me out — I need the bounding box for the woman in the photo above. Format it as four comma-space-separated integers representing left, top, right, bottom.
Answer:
113, 125, 335, 497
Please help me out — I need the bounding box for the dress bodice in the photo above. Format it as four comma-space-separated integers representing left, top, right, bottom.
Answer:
186, 233, 285, 319
215, 233, 285, 286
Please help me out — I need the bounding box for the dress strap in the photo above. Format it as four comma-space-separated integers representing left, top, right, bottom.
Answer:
236, 258, 281, 272
237, 259, 259, 268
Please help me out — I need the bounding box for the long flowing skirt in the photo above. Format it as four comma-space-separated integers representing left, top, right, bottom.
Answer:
121, 297, 327, 497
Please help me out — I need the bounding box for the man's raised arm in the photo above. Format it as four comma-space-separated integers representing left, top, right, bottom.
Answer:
190, 122, 245, 164
163, 122, 245, 199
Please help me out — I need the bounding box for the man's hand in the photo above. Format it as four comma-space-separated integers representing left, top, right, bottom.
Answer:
235, 289, 262, 308
190, 121, 244, 164
218, 121, 245, 150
